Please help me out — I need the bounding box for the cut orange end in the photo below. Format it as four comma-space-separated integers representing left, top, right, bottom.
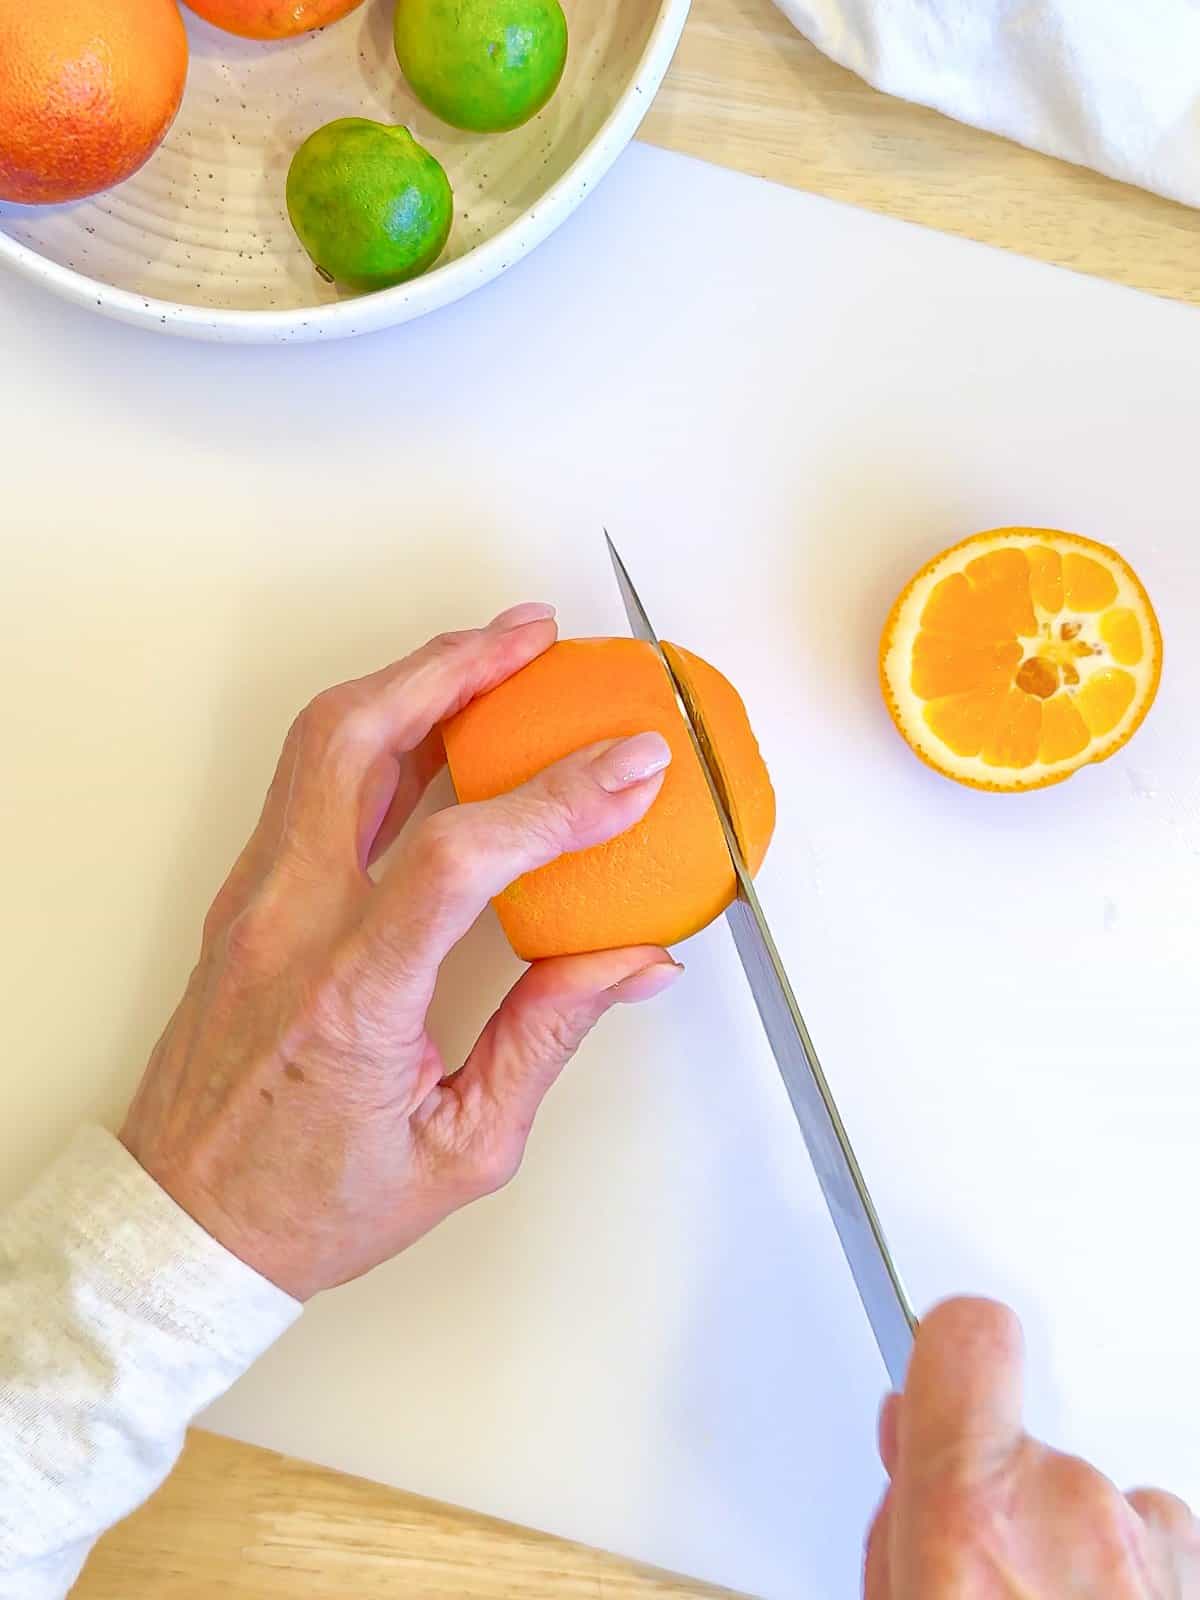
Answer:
880, 529, 1161, 791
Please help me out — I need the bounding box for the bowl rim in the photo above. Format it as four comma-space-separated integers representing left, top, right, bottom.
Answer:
0, 0, 691, 342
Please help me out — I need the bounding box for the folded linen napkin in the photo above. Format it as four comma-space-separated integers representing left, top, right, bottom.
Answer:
773, 0, 1200, 208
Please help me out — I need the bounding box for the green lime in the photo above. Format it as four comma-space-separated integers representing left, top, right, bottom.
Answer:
286, 118, 453, 292
394, 0, 568, 134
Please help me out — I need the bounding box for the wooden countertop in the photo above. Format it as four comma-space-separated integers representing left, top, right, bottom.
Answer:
75, 1432, 743, 1599
70, 4, 1199, 1597
644, 0, 1200, 305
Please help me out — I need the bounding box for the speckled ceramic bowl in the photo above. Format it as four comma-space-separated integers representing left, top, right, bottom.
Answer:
0, 0, 689, 342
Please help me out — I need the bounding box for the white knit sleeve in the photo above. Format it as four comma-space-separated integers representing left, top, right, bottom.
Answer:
0, 1126, 301, 1599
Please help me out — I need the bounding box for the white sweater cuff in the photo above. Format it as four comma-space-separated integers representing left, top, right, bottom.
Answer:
0, 1126, 301, 1596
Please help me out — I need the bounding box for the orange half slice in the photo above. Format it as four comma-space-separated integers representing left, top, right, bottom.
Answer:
880, 528, 1162, 791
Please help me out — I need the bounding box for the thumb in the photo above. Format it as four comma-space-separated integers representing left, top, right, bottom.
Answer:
458, 945, 683, 1136
899, 1297, 1026, 1482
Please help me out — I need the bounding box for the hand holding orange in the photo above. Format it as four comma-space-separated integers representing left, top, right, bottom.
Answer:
880, 528, 1161, 791
444, 638, 775, 960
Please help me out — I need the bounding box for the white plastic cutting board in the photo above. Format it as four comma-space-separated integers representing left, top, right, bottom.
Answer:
3, 144, 1200, 1599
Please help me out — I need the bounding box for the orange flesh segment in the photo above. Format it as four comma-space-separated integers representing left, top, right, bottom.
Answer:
1075, 669, 1136, 735
1026, 546, 1063, 613
923, 688, 1007, 757
981, 688, 1041, 769
912, 634, 1022, 698
1039, 696, 1091, 763
1100, 607, 1143, 665
962, 549, 1038, 636
1063, 553, 1119, 611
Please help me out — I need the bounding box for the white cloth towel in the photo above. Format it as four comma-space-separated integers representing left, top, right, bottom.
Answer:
774, 0, 1200, 209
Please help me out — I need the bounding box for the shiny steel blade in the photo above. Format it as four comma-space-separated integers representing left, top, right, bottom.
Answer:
604, 531, 917, 1387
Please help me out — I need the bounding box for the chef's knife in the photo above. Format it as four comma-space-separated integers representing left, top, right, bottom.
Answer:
605, 531, 917, 1388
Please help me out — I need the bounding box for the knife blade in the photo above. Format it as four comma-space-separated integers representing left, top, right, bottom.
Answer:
605, 530, 917, 1388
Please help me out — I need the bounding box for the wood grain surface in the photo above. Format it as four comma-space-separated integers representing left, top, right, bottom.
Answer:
68, 4, 1200, 1597
74, 1433, 745, 1599
643, 0, 1200, 305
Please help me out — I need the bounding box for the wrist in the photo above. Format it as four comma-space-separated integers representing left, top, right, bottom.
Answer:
118, 1128, 314, 1301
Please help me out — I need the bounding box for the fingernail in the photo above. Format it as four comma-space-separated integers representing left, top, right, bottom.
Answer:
489, 602, 557, 632
591, 732, 672, 793
609, 959, 684, 1004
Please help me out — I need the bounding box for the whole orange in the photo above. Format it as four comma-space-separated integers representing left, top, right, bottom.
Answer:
443, 638, 776, 960
183, 0, 364, 39
0, 0, 188, 205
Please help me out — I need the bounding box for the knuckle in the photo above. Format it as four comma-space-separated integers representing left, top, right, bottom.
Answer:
442, 1079, 527, 1197
471, 1139, 524, 1197
201, 889, 233, 951
412, 812, 472, 896
514, 1001, 594, 1065
328, 703, 378, 754
1049, 1452, 1112, 1511
1045, 1454, 1142, 1570
287, 689, 379, 806
429, 629, 476, 658
526, 767, 587, 846
302, 685, 353, 742
538, 764, 580, 815
222, 901, 275, 971
1128, 1487, 1196, 1537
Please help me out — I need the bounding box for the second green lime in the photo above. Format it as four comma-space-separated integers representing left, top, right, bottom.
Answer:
394, 0, 568, 134
286, 119, 453, 292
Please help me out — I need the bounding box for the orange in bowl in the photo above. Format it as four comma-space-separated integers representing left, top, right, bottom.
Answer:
444, 638, 775, 959
0, 0, 188, 205
880, 528, 1162, 791
183, 0, 364, 37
